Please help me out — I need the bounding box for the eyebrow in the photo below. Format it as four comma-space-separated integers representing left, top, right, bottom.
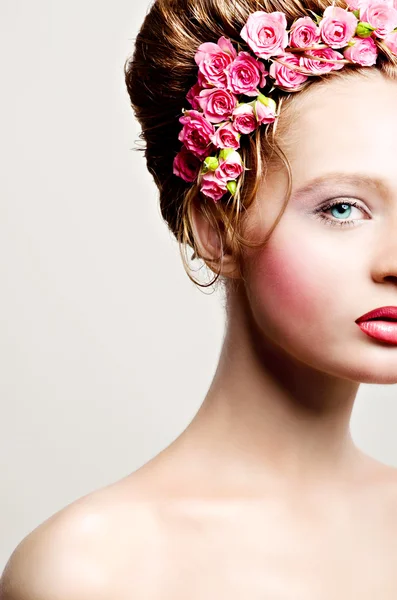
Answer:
292, 172, 392, 201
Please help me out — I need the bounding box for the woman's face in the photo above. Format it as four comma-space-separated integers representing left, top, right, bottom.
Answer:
243, 71, 397, 383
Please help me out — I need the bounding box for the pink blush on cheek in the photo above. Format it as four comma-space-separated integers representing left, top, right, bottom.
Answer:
249, 241, 328, 326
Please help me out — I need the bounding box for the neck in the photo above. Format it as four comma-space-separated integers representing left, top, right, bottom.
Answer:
173, 281, 369, 495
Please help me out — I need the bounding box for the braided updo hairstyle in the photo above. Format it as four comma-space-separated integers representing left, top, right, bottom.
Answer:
124, 0, 397, 288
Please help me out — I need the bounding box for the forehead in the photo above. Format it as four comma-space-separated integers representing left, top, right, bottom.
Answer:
280, 71, 397, 192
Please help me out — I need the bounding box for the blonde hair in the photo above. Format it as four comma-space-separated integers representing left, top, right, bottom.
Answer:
124, 0, 397, 289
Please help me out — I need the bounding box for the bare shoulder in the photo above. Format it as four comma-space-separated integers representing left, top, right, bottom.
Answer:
0, 473, 162, 600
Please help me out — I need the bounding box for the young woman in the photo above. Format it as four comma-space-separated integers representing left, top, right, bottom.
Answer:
2, 0, 397, 597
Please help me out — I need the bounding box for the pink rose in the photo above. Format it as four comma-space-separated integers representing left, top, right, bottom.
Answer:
195, 36, 237, 88
197, 88, 238, 123
178, 110, 215, 159
360, 0, 397, 38
173, 146, 202, 182
300, 47, 345, 73
197, 70, 213, 89
232, 104, 257, 134
384, 29, 397, 53
200, 171, 228, 202
211, 122, 241, 150
349, 0, 382, 10
225, 51, 268, 96
269, 53, 308, 90
319, 6, 358, 48
345, 0, 362, 9
186, 82, 204, 110
240, 11, 289, 59
216, 150, 244, 180
343, 35, 378, 64
254, 98, 277, 125
289, 16, 321, 48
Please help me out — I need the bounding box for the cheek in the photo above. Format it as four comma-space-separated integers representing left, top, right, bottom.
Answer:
247, 236, 333, 330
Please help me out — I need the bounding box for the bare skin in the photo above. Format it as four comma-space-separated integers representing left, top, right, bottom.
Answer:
2, 71, 397, 599
3, 458, 397, 600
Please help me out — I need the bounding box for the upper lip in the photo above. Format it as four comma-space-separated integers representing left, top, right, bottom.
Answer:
356, 306, 397, 323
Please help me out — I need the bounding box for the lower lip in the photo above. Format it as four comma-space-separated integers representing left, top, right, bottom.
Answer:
356, 320, 397, 344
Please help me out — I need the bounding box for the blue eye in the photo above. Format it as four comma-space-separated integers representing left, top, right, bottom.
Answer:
314, 199, 368, 228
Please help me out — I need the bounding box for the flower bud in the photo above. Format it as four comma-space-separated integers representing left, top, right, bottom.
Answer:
356, 21, 376, 37
227, 180, 237, 195
202, 156, 219, 172
257, 93, 277, 113
219, 148, 236, 161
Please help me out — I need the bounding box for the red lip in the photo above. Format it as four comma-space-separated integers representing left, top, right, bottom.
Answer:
355, 306, 397, 323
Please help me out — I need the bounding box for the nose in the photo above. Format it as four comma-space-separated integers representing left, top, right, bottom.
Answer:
371, 214, 397, 285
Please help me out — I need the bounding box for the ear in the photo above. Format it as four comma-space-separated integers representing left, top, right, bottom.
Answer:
189, 199, 241, 280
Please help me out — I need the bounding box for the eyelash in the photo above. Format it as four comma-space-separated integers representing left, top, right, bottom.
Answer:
314, 199, 368, 228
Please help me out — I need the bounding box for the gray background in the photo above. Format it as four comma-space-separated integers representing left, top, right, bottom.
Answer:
1, 0, 396, 573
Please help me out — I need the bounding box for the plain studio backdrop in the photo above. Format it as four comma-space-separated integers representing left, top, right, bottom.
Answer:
1, 0, 397, 573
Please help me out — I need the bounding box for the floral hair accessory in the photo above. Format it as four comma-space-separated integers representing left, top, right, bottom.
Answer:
173, 0, 397, 202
